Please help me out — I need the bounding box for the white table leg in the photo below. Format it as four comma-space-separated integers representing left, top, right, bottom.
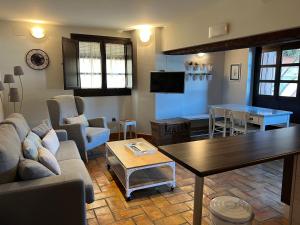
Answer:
260, 120, 266, 131
286, 115, 290, 128
193, 176, 204, 225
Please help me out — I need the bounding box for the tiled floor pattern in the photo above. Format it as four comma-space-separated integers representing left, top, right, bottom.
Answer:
86, 150, 288, 225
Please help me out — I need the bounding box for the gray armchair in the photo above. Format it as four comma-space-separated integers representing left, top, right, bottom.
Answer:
47, 95, 110, 162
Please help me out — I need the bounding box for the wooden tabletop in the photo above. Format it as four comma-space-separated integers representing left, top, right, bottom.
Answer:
106, 138, 173, 169
159, 126, 300, 177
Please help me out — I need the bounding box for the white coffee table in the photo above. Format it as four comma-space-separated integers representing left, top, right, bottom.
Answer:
106, 138, 176, 200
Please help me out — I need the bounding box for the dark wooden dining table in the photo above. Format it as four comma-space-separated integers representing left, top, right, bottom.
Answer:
159, 126, 300, 225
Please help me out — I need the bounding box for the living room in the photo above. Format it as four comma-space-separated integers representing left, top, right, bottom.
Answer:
1, 1, 300, 225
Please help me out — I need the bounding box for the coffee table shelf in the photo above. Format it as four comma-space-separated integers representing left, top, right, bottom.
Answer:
106, 138, 176, 199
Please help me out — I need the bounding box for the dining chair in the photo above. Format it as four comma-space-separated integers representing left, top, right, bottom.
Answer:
230, 111, 259, 136
210, 107, 231, 138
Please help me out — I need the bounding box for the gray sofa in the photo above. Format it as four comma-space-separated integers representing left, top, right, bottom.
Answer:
0, 113, 94, 225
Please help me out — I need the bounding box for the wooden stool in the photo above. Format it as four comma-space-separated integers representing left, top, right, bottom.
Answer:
119, 120, 137, 140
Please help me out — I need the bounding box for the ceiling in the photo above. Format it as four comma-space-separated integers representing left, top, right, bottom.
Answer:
0, 0, 216, 29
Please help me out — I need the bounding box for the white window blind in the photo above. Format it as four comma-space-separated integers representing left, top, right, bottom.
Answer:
105, 43, 126, 88
79, 42, 102, 88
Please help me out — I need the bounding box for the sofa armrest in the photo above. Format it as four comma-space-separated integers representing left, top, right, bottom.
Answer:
88, 117, 108, 128
0, 174, 86, 225
60, 123, 88, 161
55, 129, 68, 141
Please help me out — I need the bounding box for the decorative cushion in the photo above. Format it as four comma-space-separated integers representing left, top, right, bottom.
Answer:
27, 131, 42, 147
32, 123, 51, 138
23, 138, 38, 160
0, 124, 23, 184
65, 114, 89, 127
42, 129, 60, 155
38, 147, 61, 175
18, 159, 54, 180
22, 131, 42, 160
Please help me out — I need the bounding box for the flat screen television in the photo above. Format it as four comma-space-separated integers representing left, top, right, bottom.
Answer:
150, 71, 185, 93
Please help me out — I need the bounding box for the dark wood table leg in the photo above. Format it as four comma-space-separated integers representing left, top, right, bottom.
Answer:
193, 176, 204, 225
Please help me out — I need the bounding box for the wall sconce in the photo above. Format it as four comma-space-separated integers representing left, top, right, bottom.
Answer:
139, 26, 152, 43
31, 26, 45, 39
197, 53, 206, 57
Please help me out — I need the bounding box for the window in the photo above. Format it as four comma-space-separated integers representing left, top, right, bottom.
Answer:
62, 34, 133, 96
256, 47, 300, 98
79, 42, 102, 89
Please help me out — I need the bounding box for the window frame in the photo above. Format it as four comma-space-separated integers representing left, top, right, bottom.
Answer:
254, 43, 300, 99
70, 33, 133, 97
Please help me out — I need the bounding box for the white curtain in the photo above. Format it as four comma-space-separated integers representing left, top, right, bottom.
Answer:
106, 43, 126, 88
79, 42, 101, 88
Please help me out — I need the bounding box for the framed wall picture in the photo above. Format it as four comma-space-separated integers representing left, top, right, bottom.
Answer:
230, 64, 241, 80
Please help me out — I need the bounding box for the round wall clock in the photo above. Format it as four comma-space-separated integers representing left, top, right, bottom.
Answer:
26, 49, 49, 70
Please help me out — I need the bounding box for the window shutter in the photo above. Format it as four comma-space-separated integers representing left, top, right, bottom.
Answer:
62, 37, 80, 89
125, 43, 133, 89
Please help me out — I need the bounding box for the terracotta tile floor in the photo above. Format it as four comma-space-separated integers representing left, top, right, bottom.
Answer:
86, 150, 288, 225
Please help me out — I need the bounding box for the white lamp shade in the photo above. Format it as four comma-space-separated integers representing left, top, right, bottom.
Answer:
9, 88, 20, 102
3, 74, 15, 84
14, 66, 24, 76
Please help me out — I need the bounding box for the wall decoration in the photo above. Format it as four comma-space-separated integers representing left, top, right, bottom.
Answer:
230, 64, 241, 80
184, 61, 213, 81
26, 49, 49, 70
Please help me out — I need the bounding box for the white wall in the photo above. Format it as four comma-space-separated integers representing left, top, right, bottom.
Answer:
0, 20, 132, 129
162, 0, 300, 51
131, 29, 157, 134
155, 52, 225, 119
222, 49, 250, 104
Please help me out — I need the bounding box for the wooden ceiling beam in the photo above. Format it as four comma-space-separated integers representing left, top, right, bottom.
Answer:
163, 27, 300, 55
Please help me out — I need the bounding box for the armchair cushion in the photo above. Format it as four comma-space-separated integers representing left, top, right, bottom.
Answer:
86, 127, 110, 144
65, 114, 89, 127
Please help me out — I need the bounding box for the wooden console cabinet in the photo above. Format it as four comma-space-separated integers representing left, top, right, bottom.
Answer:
150, 118, 191, 146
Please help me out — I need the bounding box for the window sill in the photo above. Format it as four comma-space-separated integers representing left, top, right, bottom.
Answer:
74, 88, 131, 97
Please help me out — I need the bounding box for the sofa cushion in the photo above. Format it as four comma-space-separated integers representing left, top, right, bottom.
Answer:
32, 123, 51, 138
55, 140, 81, 162
0, 124, 22, 184
86, 127, 110, 143
59, 159, 94, 203
38, 147, 61, 175
2, 113, 30, 142
42, 129, 60, 155
18, 159, 54, 180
